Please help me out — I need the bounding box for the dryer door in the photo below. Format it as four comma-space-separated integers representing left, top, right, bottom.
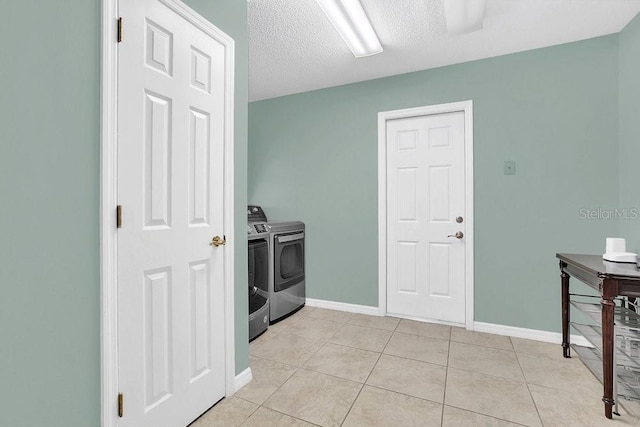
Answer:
274, 232, 305, 292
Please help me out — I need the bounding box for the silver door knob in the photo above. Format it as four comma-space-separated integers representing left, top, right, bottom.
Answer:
447, 231, 464, 239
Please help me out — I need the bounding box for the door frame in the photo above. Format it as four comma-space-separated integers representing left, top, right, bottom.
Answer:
100, 1, 236, 425
377, 101, 474, 330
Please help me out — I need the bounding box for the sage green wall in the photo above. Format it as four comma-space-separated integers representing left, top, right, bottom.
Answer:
0, 1, 247, 426
0, 1, 101, 425
618, 13, 640, 251
248, 35, 620, 333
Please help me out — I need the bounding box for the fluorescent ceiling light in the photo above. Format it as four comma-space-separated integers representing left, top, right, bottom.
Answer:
316, 0, 383, 58
445, 0, 487, 34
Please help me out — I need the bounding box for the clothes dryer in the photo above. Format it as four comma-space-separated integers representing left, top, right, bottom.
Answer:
268, 220, 305, 323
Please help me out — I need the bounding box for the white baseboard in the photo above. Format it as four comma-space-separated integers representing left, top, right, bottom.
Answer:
474, 321, 593, 348
234, 367, 252, 393
303, 298, 593, 349
305, 298, 381, 316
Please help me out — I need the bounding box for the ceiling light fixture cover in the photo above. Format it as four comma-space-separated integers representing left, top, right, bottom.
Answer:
445, 0, 487, 34
315, 0, 383, 57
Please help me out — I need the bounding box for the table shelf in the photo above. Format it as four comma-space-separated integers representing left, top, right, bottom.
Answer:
570, 322, 640, 369
570, 300, 640, 332
572, 344, 640, 402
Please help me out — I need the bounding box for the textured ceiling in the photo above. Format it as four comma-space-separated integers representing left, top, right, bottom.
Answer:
248, 0, 640, 102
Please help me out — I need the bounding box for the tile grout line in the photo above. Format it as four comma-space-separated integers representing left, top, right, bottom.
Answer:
233, 396, 262, 426
246, 365, 297, 413
337, 319, 453, 420
286, 309, 361, 425
244, 311, 368, 425
299, 320, 390, 386
443, 403, 532, 427
220, 311, 609, 426
440, 327, 453, 426
300, 320, 454, 406
377, 316, 400, 356
512, 338, 546, 427
248, 308, 331, 425
443, 339, 535, 385
339, 349, 384, 426
445, 333, 545, 426
246, 403, 323, 427
244, 312, 537, 426
251, 314, 332, 425
325, 339, 391, 353
346, 315, 402, 332
449, 338, 518, 353
361, 383, 446, 407
338, 316, 403, 426
441, 337, 540, 427
257, 312, 531, 424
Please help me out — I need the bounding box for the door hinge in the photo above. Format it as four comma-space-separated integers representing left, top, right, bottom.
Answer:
118, 393, 123, 417
117, 17, 123, 43
116, 205, 122, 228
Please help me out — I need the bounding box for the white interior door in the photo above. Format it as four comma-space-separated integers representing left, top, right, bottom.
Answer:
386, 111, 466, 325
117, 0, 227, 425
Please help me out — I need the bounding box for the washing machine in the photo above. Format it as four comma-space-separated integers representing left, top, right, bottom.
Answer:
247, 207, 270, 341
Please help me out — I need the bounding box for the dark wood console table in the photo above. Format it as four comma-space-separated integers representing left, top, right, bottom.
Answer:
557, 253, 640, 419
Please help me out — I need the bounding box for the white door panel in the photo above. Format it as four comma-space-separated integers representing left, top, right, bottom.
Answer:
117, 0, 227, 425
387, 112, 466, 325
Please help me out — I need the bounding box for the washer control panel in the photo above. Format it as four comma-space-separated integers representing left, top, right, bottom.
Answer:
247, 222, 270, 235
253, 223, 268, 233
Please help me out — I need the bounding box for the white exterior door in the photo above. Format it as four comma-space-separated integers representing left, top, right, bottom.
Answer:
116, 0, 227, 425
386, 111, 467, 325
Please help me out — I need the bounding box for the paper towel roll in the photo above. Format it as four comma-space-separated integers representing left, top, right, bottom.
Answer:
605, 238, 626, 254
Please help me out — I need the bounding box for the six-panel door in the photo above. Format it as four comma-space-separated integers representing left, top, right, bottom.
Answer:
386, 112, 466, 325
117, 0, 227, 425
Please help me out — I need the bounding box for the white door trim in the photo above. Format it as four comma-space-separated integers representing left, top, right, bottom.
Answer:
377, 101, 474, 330
100, 1, 236, 425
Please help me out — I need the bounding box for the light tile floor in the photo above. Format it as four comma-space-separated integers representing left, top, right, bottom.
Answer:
192, 307, 640, 427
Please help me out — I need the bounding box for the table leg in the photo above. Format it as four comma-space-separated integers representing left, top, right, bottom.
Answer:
561, 263, 570, 358
601, 293, 615, 419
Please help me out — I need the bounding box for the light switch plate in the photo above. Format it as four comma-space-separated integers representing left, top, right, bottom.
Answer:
504, 160, 516, 175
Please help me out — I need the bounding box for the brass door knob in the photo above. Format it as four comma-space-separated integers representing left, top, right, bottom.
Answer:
447, 231, 464, 239
210, 235, 226, 247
